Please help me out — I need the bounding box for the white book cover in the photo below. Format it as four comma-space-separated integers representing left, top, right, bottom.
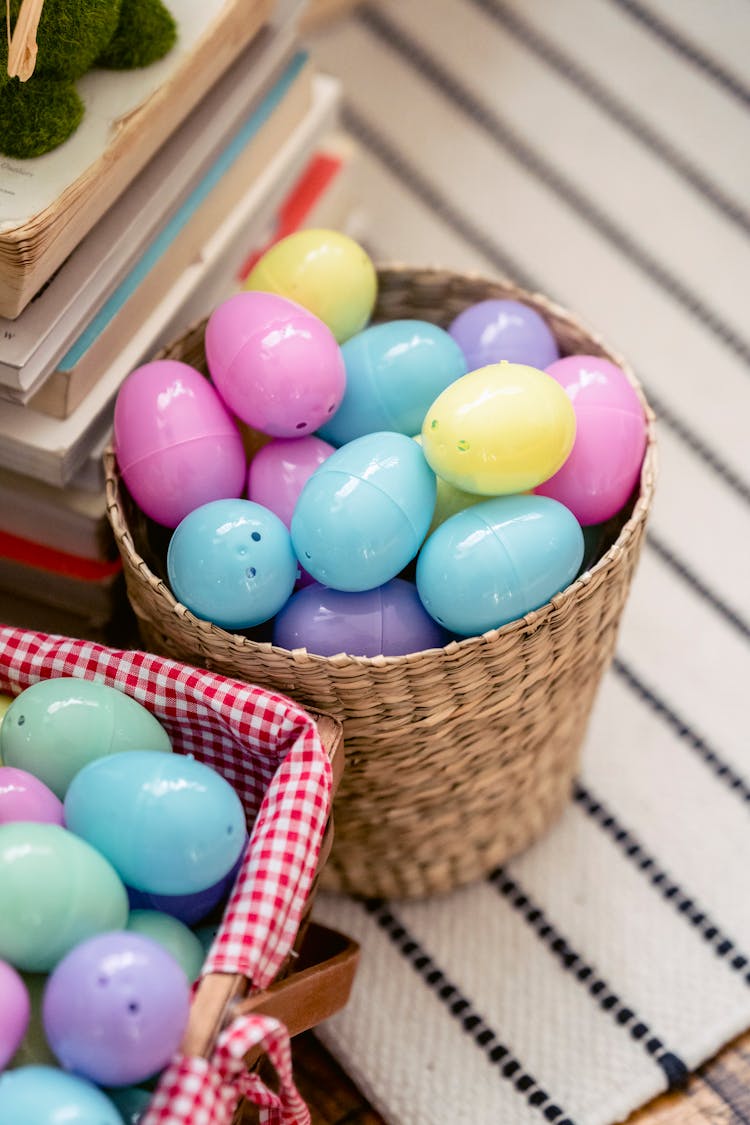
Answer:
0, 73, 341, 488
0, 3, 306, 397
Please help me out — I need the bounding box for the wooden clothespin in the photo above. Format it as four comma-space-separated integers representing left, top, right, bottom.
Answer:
6, 0, 45, 81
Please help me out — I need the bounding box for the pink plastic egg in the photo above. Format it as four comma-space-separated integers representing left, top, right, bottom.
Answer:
113, 359, 247, 528
0, 767, 64, 827
204, 291, 346, 437
247, 435, 335, 528
535, 355, 647, 525
0, 960, 30, 1069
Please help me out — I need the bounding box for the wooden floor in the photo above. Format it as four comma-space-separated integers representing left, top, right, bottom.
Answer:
295, 1029, 750, 1124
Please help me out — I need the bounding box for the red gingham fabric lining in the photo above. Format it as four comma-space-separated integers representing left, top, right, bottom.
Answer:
0, 625, 333, 1123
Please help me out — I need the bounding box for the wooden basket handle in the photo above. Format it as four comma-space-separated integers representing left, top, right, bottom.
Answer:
6, 0, 44, 80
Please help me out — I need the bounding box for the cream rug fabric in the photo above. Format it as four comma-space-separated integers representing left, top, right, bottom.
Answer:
306, 1, 750, 1121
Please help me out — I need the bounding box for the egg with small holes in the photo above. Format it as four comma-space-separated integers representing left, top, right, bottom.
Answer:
416, 494, 584, 636
167, 498, 298, 630
113, 359, 247, 529
204, 291, 346, 437
290, 431, 437, 592
64, 750, 246, 896
421, 362, 576, 495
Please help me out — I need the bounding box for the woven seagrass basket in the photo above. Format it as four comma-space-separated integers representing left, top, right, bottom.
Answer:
105, 265, 657, 900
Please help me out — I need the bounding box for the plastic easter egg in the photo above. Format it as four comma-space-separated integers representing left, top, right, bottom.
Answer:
64, 750, 246, 896
273, 578, 448, 657
0, 822, 128, 972
290, 431, 437, 592
535, 355, 648, 525
0, 766, 64, 826
43, 931, 191, 1087
108, 1085, 153, 1124
247, 435, 335, 528
0, 677, 172, 799
448, 298, 560, 371
0, 1066, 124, 1125
114, 358, 247, 528
126, 835, 246, 926
317, 320, 466, 446
416, 494, 584, 636
413, 434, 489, 536
421, 362, 576, 495
126, 911, 205, 982
0, 961, 30, 1070
167, 498, 298, 630
244, 228, 377, 343
204, 291, 346, 436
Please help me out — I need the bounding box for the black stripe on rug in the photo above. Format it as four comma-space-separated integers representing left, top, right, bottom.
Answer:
342, 102, 750, 507
356, 3, 750, 367
645, 534, 750, 642
575, 781, 750, 981
362, 898, 579, 1124
488, 867, 689, 1089
469, 0, 750, 238
609, 0, 750, 109
613, 657, 750, 806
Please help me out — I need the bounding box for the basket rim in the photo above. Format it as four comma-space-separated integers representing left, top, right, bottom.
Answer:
105, 264, 657, 668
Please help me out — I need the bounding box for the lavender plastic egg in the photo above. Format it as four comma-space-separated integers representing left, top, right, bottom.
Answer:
0, 767, 64, 826
43, 931, 191, 1087
535, 354, 648, 525
64, 750, 246, 896
0, 960, 30, 1070
448, 298, 560, 371
114, 359, 247, 528
247, 435, 335, 528
273, 579, 448, 657
205, 291, 346, 437
290, 432, 437, 592
0, 1066, 124, 1125
167, 498, 298, 630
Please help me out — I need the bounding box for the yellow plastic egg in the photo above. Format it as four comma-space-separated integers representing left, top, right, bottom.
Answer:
414, 434, 488, 535
421, 361, 576, 495
244, 228, 377, 343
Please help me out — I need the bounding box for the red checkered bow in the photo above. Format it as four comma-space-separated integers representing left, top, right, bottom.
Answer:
0, 626, 333, 1123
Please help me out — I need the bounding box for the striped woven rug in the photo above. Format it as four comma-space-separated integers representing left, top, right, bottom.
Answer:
305, 2, 750, 1123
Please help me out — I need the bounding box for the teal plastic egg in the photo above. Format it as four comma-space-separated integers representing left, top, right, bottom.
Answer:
0, 823, 128, 972
0, 1066, 123, 1124
0, 677, 172, 798
416, 494, 584, 636
318, 320, 466, 445
64, 750, 246, 896
290, 431, 437, 592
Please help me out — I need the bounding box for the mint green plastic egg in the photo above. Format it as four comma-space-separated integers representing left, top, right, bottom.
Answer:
0, 822, 128, 972
127, 910, 205, 982
0, 677, 172, 798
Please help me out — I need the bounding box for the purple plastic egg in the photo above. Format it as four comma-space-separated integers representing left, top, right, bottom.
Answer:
247, 435, 335, 528
272, 578, 448, 657
204, 291, 346, 437
43, 931, 191, 1087
0, 960, 30, 1069
113, 359, 247, 528
535, 355, 648, 525
0, 767, 64, 827
448, 298, 559, 371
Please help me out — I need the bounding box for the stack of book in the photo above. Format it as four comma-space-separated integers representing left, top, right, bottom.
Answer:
0, 0, 362, 643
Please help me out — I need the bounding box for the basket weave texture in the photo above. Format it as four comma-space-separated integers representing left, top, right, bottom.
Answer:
105, 266, 657, 900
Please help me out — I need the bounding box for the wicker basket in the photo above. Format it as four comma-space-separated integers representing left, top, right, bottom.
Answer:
105, 265, 657, 900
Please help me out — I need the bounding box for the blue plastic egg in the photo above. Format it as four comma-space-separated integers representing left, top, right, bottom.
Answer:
290, 431, 437, 592
167, 498, 298, 630
317, 320, 466, 445
64, 750, 246, 896
416, 494, 584, 636
0, 677, 172, 799
0, 1066, 124, 1124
